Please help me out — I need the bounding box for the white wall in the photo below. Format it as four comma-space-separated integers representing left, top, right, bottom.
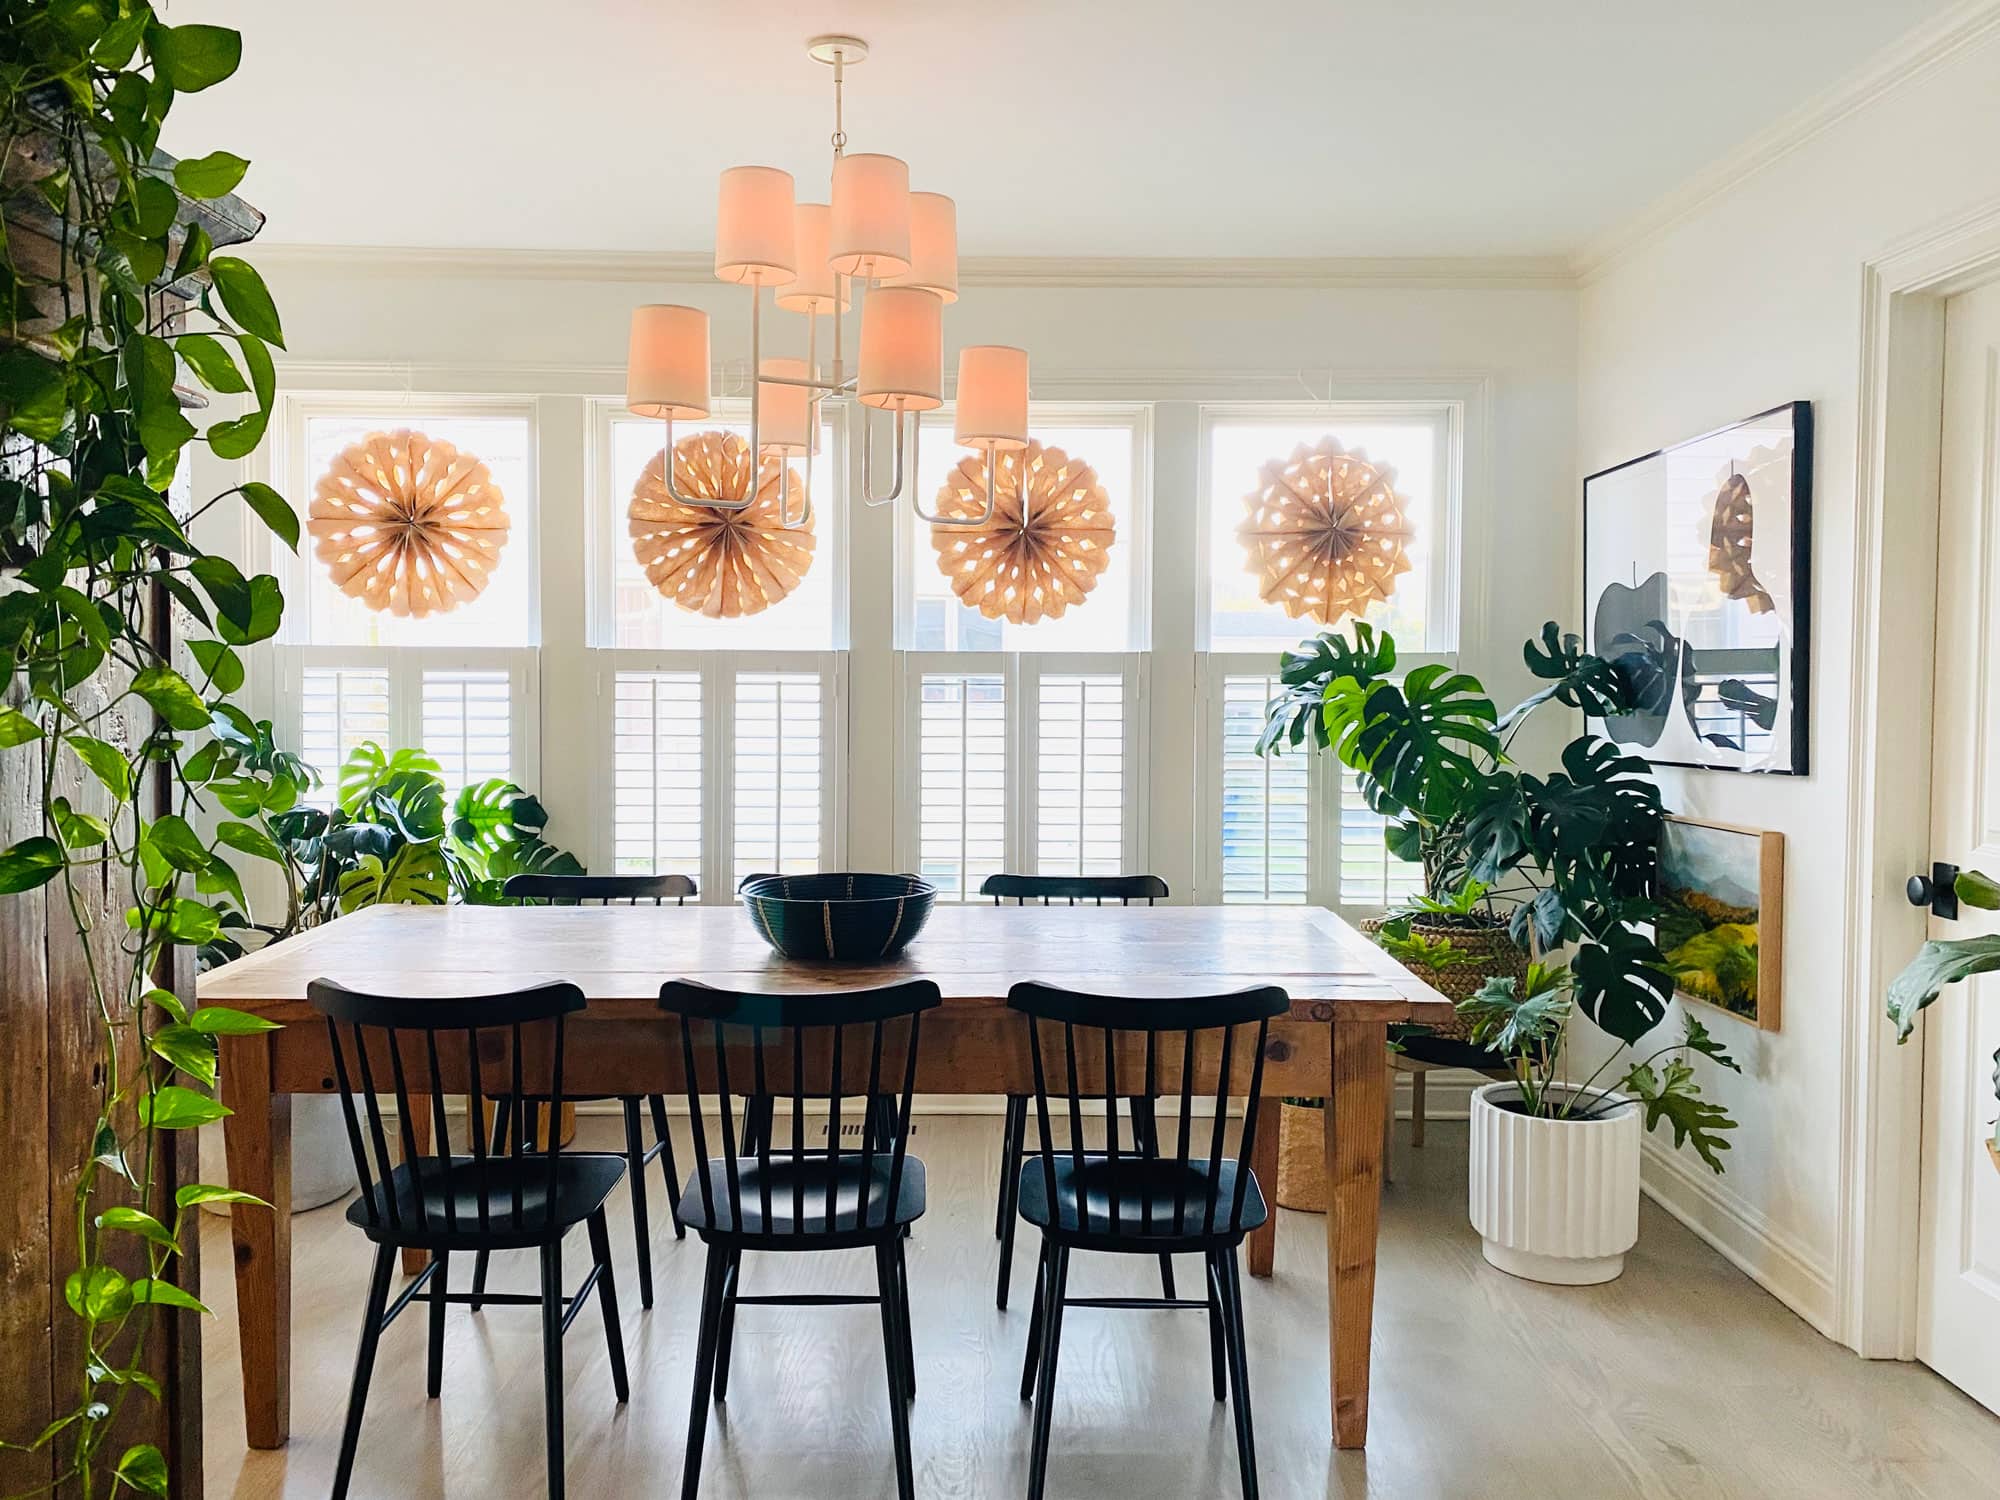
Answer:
1576, 17, 2000, 1335
208, 254, 1579, 901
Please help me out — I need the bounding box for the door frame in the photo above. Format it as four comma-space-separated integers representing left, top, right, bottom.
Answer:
1841, 198, 2000, 1359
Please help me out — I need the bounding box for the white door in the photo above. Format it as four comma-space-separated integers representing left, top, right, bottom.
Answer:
1918, 278, 2000, 1411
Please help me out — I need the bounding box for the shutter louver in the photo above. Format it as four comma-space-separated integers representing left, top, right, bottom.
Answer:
1220, 673, 1309, 904
1036, 672, 1123, 878
612, 671, 702, 878
299, 666, 391, 807
420, 669, 513, 799
918, 672, 1007, 900
1338, 764, 1424, 908
733, 670, 823, 887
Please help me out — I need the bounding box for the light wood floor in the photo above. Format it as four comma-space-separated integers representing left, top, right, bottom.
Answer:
201, 1112, 2000, 1499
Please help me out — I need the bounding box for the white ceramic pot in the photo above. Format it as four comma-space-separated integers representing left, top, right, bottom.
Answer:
1467, 1081, 1641, 1285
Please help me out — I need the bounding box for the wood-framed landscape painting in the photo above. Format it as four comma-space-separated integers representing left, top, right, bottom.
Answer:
1583, 401, 1812, 774
1655, 815, 1784, 1031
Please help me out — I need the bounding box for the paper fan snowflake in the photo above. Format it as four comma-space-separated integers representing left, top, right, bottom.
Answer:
1703, 448, 1782, 615
1237, 439, 1413, 623
307, 429, 511, 618
928, 441, 1116, 624
628, 429, 814, 619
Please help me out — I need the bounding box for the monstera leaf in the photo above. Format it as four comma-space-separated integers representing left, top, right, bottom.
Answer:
1571, 925, 1674, 1045
1330, 664, 1500, 820
336, 742, 442, 816
1457, 773, 1534, 885
448, 777, 548, 853
1256, 622, 1398, 756
1503, 621, 1644, 727
1887, 934, 2000, 1041
336, 842, 447, 913
451, 835, 586, 905
1522, 737, 1662, 900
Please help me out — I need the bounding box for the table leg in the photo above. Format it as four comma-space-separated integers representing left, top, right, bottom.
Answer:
220, 1034, 292, 1449
1325, 1017, 1387, 1448
1245, 1097, 1278, 1278
401, 1095, 432, 1276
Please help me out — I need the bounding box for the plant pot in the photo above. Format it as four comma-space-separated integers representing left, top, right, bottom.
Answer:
1275, 1102, 1327, 1212
1363, 915, 1528, 1039
1467, 1081, 1640, 1285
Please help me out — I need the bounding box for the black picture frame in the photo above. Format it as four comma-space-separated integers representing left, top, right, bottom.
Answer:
1582, 400, 1812, 775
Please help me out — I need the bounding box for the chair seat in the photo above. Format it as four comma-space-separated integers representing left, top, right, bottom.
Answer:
1017, 1152, 1267, 1247
346, 1153, 626, 1249
676, 1152, 925, 1244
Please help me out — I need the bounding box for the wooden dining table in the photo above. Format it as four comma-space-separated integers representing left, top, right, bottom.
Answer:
198, 900, 1449, 1452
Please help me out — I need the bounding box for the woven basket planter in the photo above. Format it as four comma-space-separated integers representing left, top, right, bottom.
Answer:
1361, 916, 1528, 1040
1275, 1102, 1328, 1212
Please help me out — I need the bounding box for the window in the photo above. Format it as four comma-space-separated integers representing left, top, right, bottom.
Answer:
1217, 673, 1310, 904
597, 405, 840, 652
1036, 673, 1123, 878
917, 672, 1007, 899
1203, 408, 1453, 655
298, 665, 389, 807
732, 669, 825, 886
902, 408, 1148, 652
610, 670, 702, 878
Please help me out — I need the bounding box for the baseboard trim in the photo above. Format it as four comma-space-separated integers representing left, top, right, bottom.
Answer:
1639, 1138, 1837, 1336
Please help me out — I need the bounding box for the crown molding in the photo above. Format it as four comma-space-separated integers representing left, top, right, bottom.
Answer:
1574, 0, 2000, 283
248, 242, 1575, 292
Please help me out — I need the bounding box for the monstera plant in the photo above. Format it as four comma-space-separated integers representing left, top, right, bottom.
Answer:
1260, 620, 1739, 1163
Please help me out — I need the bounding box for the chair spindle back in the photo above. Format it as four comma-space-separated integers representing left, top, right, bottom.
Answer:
980, 873, 1168, 907
503, 872, 697, 907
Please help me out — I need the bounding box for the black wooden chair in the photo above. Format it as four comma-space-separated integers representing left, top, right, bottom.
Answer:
485, 872, 693, 1311
309, 979, 629, 1500
658, 977, 940, 1500
1008, 979, 1287, 1500
979, 872, 1174, 1309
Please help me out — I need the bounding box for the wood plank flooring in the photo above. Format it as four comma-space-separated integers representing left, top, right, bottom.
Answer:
201, 1113, 2000, 1499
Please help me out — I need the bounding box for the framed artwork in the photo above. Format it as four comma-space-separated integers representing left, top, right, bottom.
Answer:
1583, 401, 1812, 774
1656, 815, 1784, 1031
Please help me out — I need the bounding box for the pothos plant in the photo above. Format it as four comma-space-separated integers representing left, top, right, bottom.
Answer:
1259, 620, 1741, 1161
1, 7, 300, 1494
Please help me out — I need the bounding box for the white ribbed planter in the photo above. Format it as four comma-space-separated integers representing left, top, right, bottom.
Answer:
1468, 1082, 1641, 1285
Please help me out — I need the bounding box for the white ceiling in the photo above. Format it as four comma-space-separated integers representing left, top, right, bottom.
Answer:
163, 0, 1954, 260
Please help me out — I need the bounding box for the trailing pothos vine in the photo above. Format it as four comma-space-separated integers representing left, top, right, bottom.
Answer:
1, 6, 303, 1495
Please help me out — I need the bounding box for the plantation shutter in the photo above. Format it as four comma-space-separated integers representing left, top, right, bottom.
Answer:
1219, 673, 1309, 904
917, 672, 1008, 900
1338, 765, 1424, 908
732, 670, 823, 886
420, 668, 513, 799
298, 665, 391, 808
611, 670, 703, 878
1035, 672, 1123, 878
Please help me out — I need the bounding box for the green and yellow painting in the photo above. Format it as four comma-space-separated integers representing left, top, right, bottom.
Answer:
1656, 819, 1762, 1021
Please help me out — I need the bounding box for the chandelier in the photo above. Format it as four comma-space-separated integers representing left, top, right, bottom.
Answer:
624, 35, 1029, 533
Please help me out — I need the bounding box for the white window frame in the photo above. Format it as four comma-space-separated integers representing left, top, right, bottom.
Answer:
590, 649, 847, 902
894, 651, 1147, 898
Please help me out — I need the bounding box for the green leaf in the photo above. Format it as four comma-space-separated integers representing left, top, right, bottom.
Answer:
132, 666, 210, 731
138, 1084, 230, 1130
69, 736, 133, 803
187, 1005, 279, 1036
1326, 664, 1501, 822
1956, 869, 2000, 912
214, 573, 283, 647
205, 333, 276, 460
114, 1442, 170, 1496
236, 481, 300, 552
129, 1277, 211, 1315
1456, 962, 1574, 1059
214, 820, 284, 865
144, 986, 189, 1024
51, 796, 109, 850
149, 21, 242, 92
125, 333, 196, 483
189, 638, 245, 694
174, 331, 247, 393
149, 1023, 218, 1088
94, 8, 149, 67
1571, 926, 1675, 1046
1621, 1058, 1737, 1173
64, 1265, 132, 1320
95, 1206, 178, 1251
207, 255, 285, 347
338, 842, 449, 912
0, 344, 69, 442
337, 741, 439, 813
176, 1182, 270, 1211
1887, 934, 2000, 1041
0, 707, 43, 747
144, 813, 209, 873
0, 836, 64, 894
172, 150, 249, 200
1255, 622, 1398, 758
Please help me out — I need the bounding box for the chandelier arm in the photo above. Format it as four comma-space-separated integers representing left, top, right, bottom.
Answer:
660, 413, 755, 512
911, 453, 999, 528
859, 403, 911, 507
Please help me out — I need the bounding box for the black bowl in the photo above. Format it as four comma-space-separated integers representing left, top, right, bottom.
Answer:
739, 872, 937, 963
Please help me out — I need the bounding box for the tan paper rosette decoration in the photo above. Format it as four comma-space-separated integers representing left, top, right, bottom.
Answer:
1237, 438, 1413, 623
929, 441, 1115, 624
628, 430, 813, 619
308, 429, 511, 618
1703, 453, 1779, 615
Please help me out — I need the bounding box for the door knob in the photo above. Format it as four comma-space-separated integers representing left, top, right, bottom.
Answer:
1907, 861, 1961, 920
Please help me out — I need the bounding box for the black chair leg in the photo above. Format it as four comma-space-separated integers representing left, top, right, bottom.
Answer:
587, 1209, 630, 1403
331, 1243, 395, 1500
539, 1243, 566, 1500
1220, 1248, 1259, 1500
894, 1237, 917, 1400
1205, 1252, 1228, 1401
1025, 1242, 1071, 1500
995, 1096, 1022, 1239
1019, 1242, 1048, 1399
682, 1244, 728, 1500
470, 1098, 512, 1313
426, 1250, 449, 1399
620, 1097, 655, 1310
647, 1093, 685, 1238
996, 1098, 1027, 1308
712, 1250, 741, 1402
874, 1242, 917, 1500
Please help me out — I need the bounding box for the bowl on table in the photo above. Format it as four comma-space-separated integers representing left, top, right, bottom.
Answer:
738, 872, 937, 962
